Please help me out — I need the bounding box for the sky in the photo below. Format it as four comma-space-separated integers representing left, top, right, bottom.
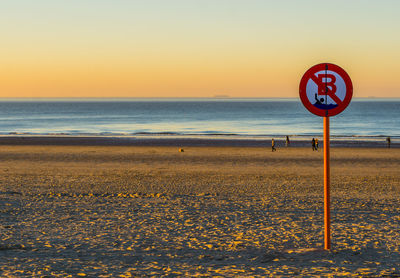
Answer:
1, 0, 399, 98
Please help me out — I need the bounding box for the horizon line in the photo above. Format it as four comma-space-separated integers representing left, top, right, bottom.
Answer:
0, 96, 398, 99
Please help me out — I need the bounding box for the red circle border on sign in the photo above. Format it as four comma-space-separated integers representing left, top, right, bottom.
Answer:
299, 63, 353, 117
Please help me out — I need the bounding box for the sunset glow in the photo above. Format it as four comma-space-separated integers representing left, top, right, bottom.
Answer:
1, 0, 399, 98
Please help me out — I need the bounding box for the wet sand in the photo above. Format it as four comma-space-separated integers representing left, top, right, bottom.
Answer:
0, 135, 398, 148
1, 145, 399, 276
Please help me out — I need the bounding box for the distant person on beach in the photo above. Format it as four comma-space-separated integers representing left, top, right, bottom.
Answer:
272, 139, 276, 152
312, 138, 316, 151
315, 138, 319, 150
286, 136, 290, 147
387, 137, 391, 148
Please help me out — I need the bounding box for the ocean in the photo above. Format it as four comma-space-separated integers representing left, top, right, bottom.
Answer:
0, 98, 399, 139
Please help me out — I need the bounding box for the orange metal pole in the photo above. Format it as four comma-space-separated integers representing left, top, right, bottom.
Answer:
324, 116, 331, 250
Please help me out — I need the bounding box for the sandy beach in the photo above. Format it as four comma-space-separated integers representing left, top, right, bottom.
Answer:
1, 142, 399, 276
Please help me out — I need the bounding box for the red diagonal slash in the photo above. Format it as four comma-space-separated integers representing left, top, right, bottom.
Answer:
310, 74, 343, 105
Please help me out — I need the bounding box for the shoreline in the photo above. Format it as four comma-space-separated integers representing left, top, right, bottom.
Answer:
0, 135, 397, 148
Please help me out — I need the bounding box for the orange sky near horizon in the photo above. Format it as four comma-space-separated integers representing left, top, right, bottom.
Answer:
1, 1, 399, 98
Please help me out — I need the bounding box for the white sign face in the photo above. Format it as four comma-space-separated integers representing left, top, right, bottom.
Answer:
305, 70, 347, 110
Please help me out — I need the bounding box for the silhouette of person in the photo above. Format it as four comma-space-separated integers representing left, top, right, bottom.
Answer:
272, 139, 276, 152
315, 94, 325, 105
312, 138, 316, 151
286, 136, 290, 147
387, 137, 391, 148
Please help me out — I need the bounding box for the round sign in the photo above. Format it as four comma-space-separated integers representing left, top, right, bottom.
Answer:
299, 63, 353, 117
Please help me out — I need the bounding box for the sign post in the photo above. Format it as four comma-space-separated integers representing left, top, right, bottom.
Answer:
324, 116, 330, 249
299, 63, 353, 250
